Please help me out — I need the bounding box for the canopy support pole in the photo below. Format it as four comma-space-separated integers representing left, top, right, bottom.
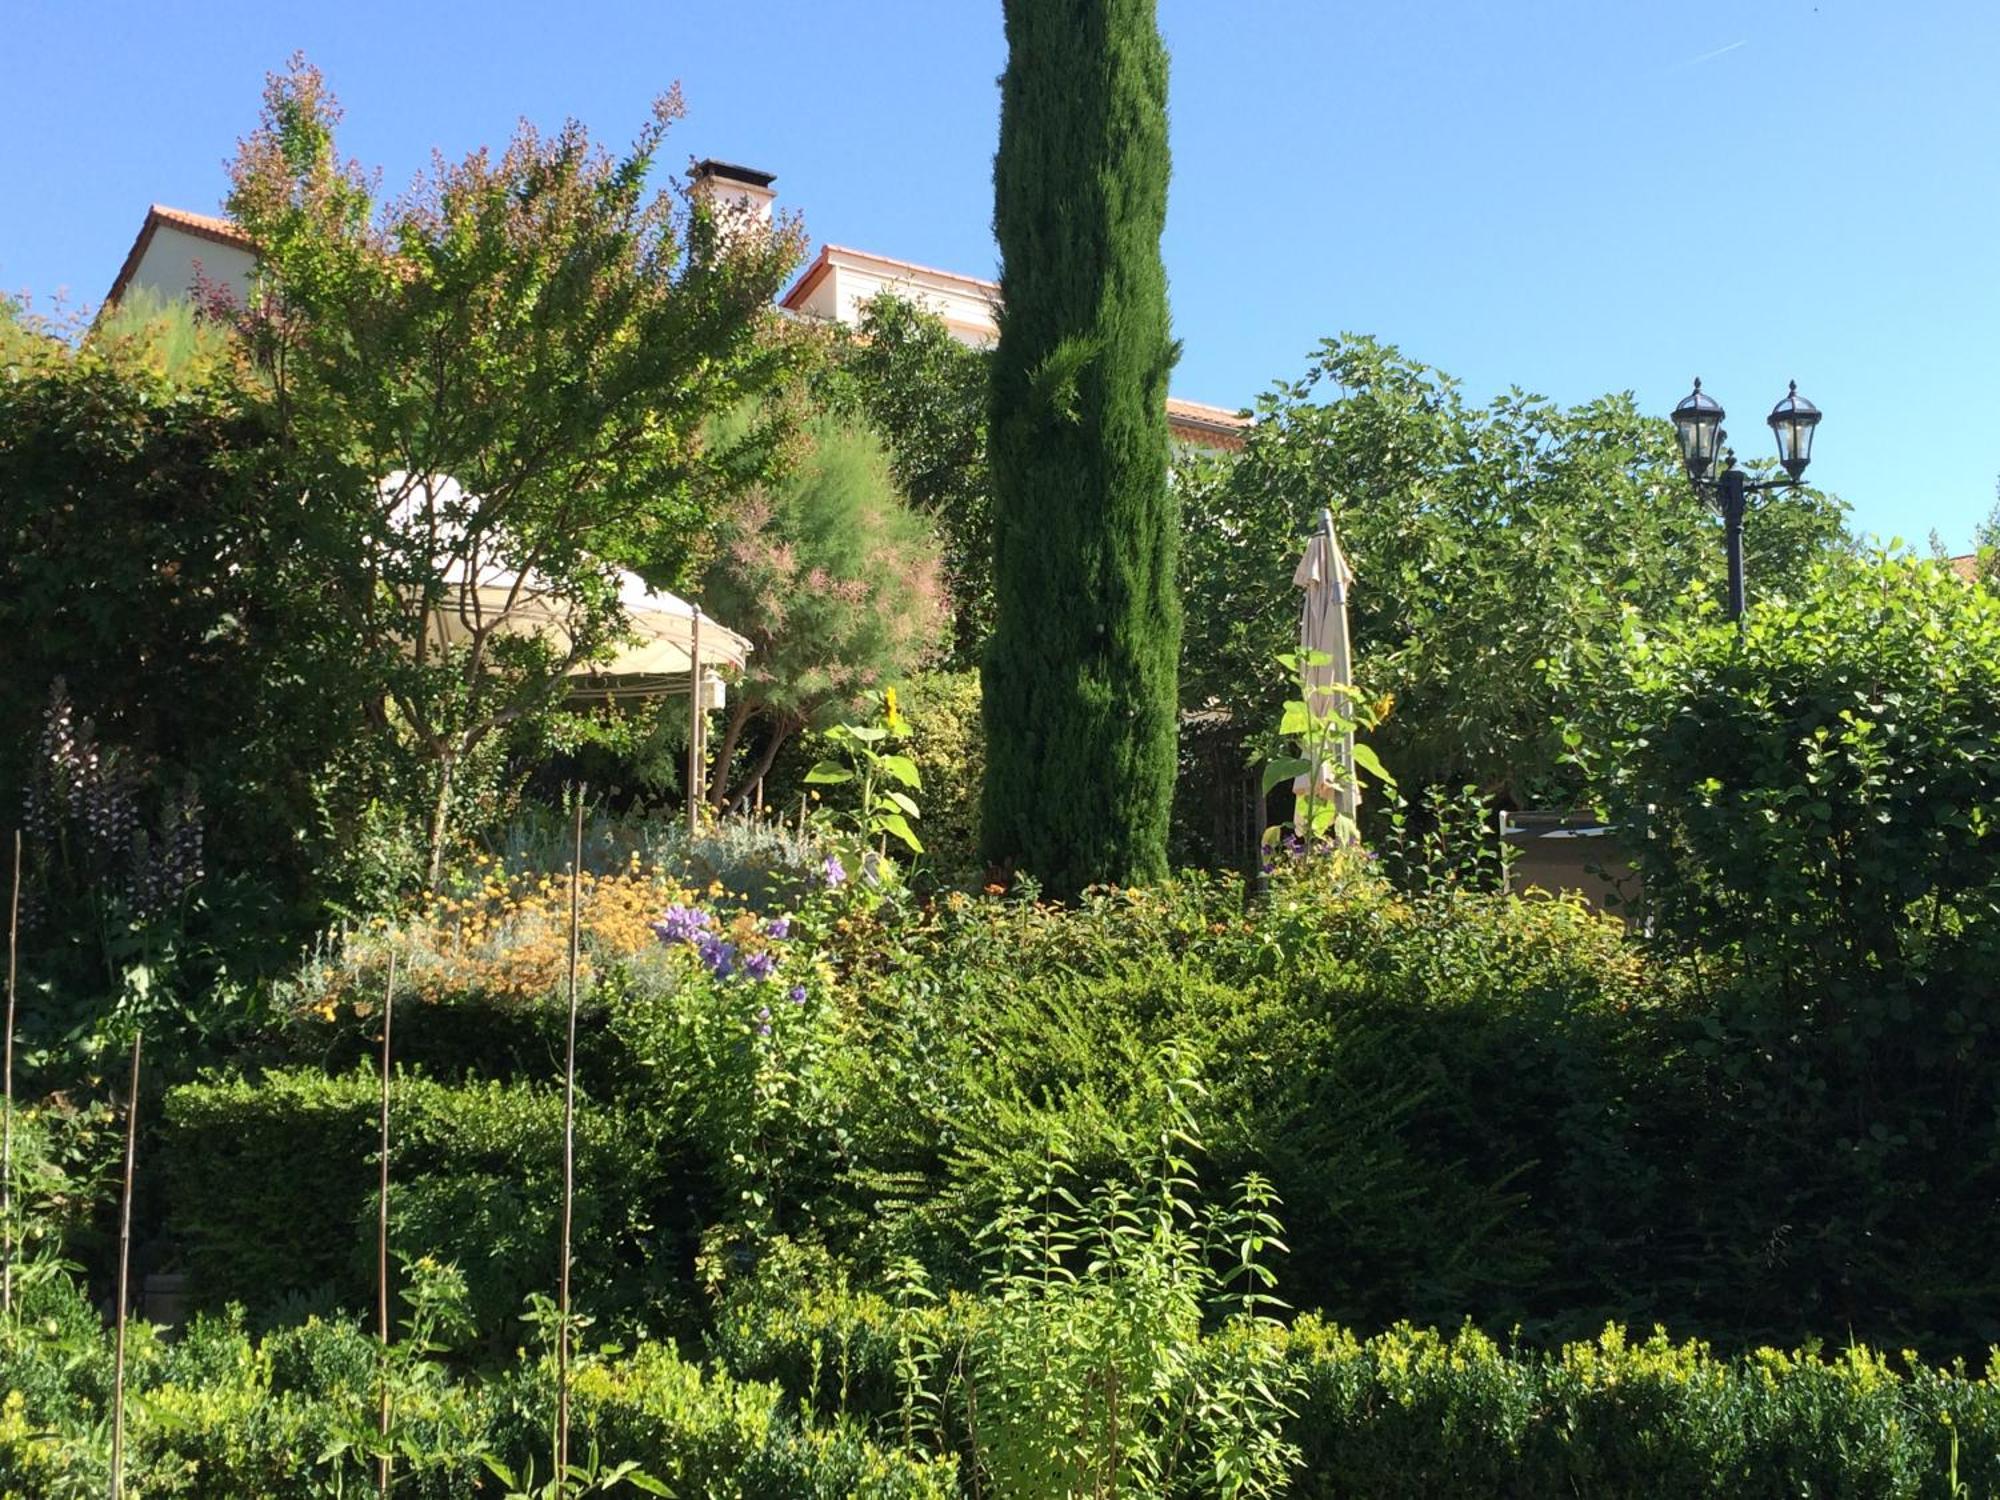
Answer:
687, 610, 704, 834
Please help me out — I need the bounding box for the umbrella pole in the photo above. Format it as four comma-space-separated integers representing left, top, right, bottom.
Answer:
686, 611, 704, 835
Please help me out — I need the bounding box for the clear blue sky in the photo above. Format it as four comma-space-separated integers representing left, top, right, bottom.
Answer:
6, 1, 1995, 549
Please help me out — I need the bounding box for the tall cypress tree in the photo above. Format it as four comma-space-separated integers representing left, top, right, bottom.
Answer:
981, 0, 1179, 895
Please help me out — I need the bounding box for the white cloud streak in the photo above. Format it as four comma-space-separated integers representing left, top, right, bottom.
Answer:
1671, 39, 1749, 70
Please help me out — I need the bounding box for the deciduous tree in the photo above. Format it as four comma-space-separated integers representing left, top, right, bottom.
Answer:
818, 294, 994, 663
1178, 335, 1851, 804
216, 57, 807, 882
697, 410, 947, 808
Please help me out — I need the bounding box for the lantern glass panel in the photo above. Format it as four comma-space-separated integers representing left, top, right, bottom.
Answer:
1673, 388, 1723, 479
1767, 385, 1820, 479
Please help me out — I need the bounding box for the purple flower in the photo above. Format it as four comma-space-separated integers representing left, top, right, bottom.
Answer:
764, 915, 792, 941
743, 949, 777, 982
819, 855, 847, 890
787, 984, 808, 1006
652, 904, 713, 945
696, 934, 737, 979
755, 1005, 772, 1037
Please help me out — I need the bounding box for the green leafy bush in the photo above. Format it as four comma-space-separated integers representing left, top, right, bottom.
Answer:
554, 1344, 956, 1499
0, 1266, 952, 1499
1567, 552, 2000, 1349
896, 671, 985, 888
161, 1068, 695, 1332
831, 861, 1681, 1344
712, 1075, 1302, 1500
1569, 551, 2000, 985
1283, 1317, 2000, 1498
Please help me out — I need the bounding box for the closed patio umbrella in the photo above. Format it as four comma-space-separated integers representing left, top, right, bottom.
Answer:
1290, 507, 1358, 839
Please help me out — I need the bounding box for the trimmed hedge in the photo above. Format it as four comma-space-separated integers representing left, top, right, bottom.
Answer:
1285, 1316, 2000, 1499
0, 1287, 954, 1498
708, 1275, 2000, 1496
161, 1067, 707, 1332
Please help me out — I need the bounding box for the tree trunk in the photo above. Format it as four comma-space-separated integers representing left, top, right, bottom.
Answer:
425, 752, 456, 891
707, 696, 756, 811
728, 717, 800, 813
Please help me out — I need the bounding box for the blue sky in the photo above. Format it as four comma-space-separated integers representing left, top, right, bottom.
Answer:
6, 1, 1995, 549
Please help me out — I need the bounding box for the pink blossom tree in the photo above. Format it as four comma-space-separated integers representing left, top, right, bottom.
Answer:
698, 411, 948, 807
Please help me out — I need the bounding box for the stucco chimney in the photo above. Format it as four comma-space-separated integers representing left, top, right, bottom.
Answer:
690, 160, 777, 238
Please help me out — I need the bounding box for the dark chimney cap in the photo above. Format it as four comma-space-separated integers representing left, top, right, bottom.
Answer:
692, 159, 776, 189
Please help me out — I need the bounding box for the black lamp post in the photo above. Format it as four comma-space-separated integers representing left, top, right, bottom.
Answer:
1670, 378, 1822, 620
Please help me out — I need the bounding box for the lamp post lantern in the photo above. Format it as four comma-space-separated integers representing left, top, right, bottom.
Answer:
1670, 378, 1823, 620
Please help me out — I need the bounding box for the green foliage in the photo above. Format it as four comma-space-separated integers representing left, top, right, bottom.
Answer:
1177, 335, 1851, 803
0, 322, 373, 1054
1371, 783, 1516, 896
0, 1263, 950, 1498
1567, 550, 2000, 986
1564, 552, 2000, 1345
161, 1068, 681, 1332
983, 0, 1181, 894
551, 1343, 956, 1499
708, 1185, 2000, 1496
17, 777, 2000, 1491
709, 1086, 1303, 1500
1283, 1318, 2000, 1499
806, 699, 926, 858
962, 1068, 1299, 1499
607, 939, 855, 1259
87, 287, 239, 385
1972, 492, 2000, 590
818, 295, 995, 664
770, 669, 986, 890
894, 671, 985, 888
700, 410, 949, 808
845, 861, 1678, 1345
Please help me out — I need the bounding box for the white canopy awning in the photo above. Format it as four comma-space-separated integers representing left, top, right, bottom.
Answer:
384, 473, 752, 697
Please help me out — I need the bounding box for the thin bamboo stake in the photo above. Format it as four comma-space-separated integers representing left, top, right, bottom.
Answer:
377, 949, 398, 1500
3, 829, 20, 1317
110, 1029, 141, 1500
555, 789, 584, 1498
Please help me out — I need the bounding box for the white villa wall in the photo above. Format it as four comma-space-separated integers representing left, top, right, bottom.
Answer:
124, 223, 256, 308
788, 249, 1000, 348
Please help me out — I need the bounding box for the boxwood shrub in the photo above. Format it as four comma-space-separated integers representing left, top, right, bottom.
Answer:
161, 1067, 708, 1332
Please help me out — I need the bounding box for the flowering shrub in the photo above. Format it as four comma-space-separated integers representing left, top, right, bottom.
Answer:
288, 855, 707, 1016
650, 900, 804, 1030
